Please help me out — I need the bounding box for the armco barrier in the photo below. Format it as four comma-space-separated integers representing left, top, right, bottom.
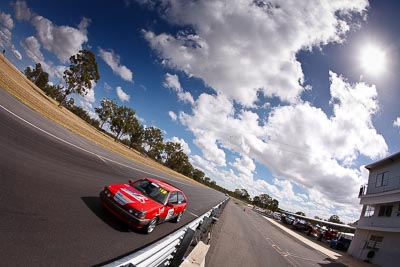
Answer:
103, 197, 229, 267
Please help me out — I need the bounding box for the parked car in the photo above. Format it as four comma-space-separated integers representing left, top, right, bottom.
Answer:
272, 212, 282, 220
323, 228, 338, 240
306, 224, 318, 237
330, 232, 354, 251
292, 219, 309, 231
281, 215, 296, 225
100, 178, 188, 234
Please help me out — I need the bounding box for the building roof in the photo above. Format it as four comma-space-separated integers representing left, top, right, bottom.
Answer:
365, 151, 400, 170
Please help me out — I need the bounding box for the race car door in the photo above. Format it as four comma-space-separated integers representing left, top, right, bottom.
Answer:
163, 192, 178, 221
161, 191, 187, 222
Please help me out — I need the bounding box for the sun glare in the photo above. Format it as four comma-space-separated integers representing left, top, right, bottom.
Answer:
359, 45, 386, 75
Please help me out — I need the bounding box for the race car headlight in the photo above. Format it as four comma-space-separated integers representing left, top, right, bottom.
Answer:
139, 211, 146, 219
134, 211, 146, 219
104, 189, 111, 197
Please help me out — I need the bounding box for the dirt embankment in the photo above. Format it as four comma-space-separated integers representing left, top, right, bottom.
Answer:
0, 54, 196, 183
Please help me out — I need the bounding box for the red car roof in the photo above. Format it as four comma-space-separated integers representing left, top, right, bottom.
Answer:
145, 177, 181, 192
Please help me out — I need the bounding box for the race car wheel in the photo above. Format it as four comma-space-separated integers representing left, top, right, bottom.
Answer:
146, 217, 158, 234
173, 212, 183, 223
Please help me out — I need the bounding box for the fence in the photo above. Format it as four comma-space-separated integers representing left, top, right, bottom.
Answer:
103, 197, 229, 267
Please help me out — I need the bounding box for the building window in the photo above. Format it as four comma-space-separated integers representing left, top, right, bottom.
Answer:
375, 172, 389, 187
366, 235, 384, 250
378, 205, 393, 217
364, 205, 375, 217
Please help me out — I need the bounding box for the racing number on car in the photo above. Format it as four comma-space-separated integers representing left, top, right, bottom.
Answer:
165, 208, 174, 220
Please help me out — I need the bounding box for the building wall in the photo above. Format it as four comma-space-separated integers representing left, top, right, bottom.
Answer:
348, 229, 400, 267
366, 160, 400, 195
358, 201, 400, 229
360, 190, 400, 205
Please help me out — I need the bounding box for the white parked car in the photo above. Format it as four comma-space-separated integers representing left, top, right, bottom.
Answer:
273, 212, 282, 220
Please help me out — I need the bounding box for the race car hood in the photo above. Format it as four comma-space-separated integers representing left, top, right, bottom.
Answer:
107, 183, 163, 210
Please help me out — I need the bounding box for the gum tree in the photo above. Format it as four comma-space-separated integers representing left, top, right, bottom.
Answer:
61, 49, 100, 106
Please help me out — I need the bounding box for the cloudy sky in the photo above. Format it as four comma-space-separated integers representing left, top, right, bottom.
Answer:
1, 0, 399, 223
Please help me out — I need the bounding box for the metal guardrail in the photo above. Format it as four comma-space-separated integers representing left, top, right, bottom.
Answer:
103, 198, 229, 267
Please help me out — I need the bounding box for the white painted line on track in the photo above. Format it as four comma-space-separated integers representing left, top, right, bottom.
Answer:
264, 237, 301, 266
266, 237, 319, 263
187, 211, 199, 218
262, 215, 341, 260
97, 155, 109, 165
285, 253, 321, 263
0, 103, 192, 186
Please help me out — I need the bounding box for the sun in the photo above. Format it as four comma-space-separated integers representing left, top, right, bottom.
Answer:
359, 45, 386, 75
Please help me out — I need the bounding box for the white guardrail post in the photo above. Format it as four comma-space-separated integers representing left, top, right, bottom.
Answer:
103, 198, 230, 267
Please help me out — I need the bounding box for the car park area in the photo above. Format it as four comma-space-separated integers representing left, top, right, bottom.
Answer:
207, 201, 377, 267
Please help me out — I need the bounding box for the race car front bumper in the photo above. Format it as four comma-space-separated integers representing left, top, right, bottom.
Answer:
100, 190, 150, 227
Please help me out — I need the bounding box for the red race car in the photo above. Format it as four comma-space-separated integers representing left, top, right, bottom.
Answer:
100, 177, 188, 234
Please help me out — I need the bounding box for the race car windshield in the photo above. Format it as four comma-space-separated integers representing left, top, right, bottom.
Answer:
133, 179, 169, 204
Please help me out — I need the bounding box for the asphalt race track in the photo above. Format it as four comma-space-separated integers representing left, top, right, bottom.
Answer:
0, 88, 225, 266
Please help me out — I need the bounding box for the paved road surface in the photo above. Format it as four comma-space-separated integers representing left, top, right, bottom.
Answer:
207, 202, 347, 267
0, 88, 225, 266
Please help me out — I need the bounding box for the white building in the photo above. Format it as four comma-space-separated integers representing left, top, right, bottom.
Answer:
348, 152, 400, 267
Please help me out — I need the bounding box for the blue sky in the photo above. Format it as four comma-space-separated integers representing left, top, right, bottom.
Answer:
1, 0, 399, 223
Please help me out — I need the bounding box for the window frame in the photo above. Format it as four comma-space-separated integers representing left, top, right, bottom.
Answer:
364, 205, 375, 217
168, 192, 178, 204
375, 172, 389, 187
378, 204, 393, 217
366, 235, 384, 250
177, 192, 186, 204
132, 179, 169, 204
397, 203, 400, 217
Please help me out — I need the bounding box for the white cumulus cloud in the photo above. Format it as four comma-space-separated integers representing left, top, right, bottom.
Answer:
169, 136, 192, 155
179, 71, 387, 218
0, 12, 14, 48
0, 12, 14, 29
231, 154, 256, 179
104, 82, 112, 91
116, 86, 130, 102
79, 99, 97, 119
13, 1, 90, 63
21, 36, 44, 62
0, 12, 22, 60
31, 15, 89, 63
78, 81, 97, 118
0, 27, 12, 48
83, 84, 96, 103
168, 111, 177, 121
12, 47, 22, 60
142, 0, 368, 107
163, 73, 194, 105
21, 36, 66, 79
394, 117, 400, 129
12, 0, 32, 21
179, 94, 232, 167
99, 48, 133, 82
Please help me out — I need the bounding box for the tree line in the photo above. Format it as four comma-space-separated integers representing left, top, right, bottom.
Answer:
22, 50, 220, 187
23, 49, 281, 211
233, 189, 280, 212
24, 50, 100, 128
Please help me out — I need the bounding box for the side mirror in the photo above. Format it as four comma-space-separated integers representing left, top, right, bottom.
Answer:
128, 179, 134, 184
166, 202, 174, 208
